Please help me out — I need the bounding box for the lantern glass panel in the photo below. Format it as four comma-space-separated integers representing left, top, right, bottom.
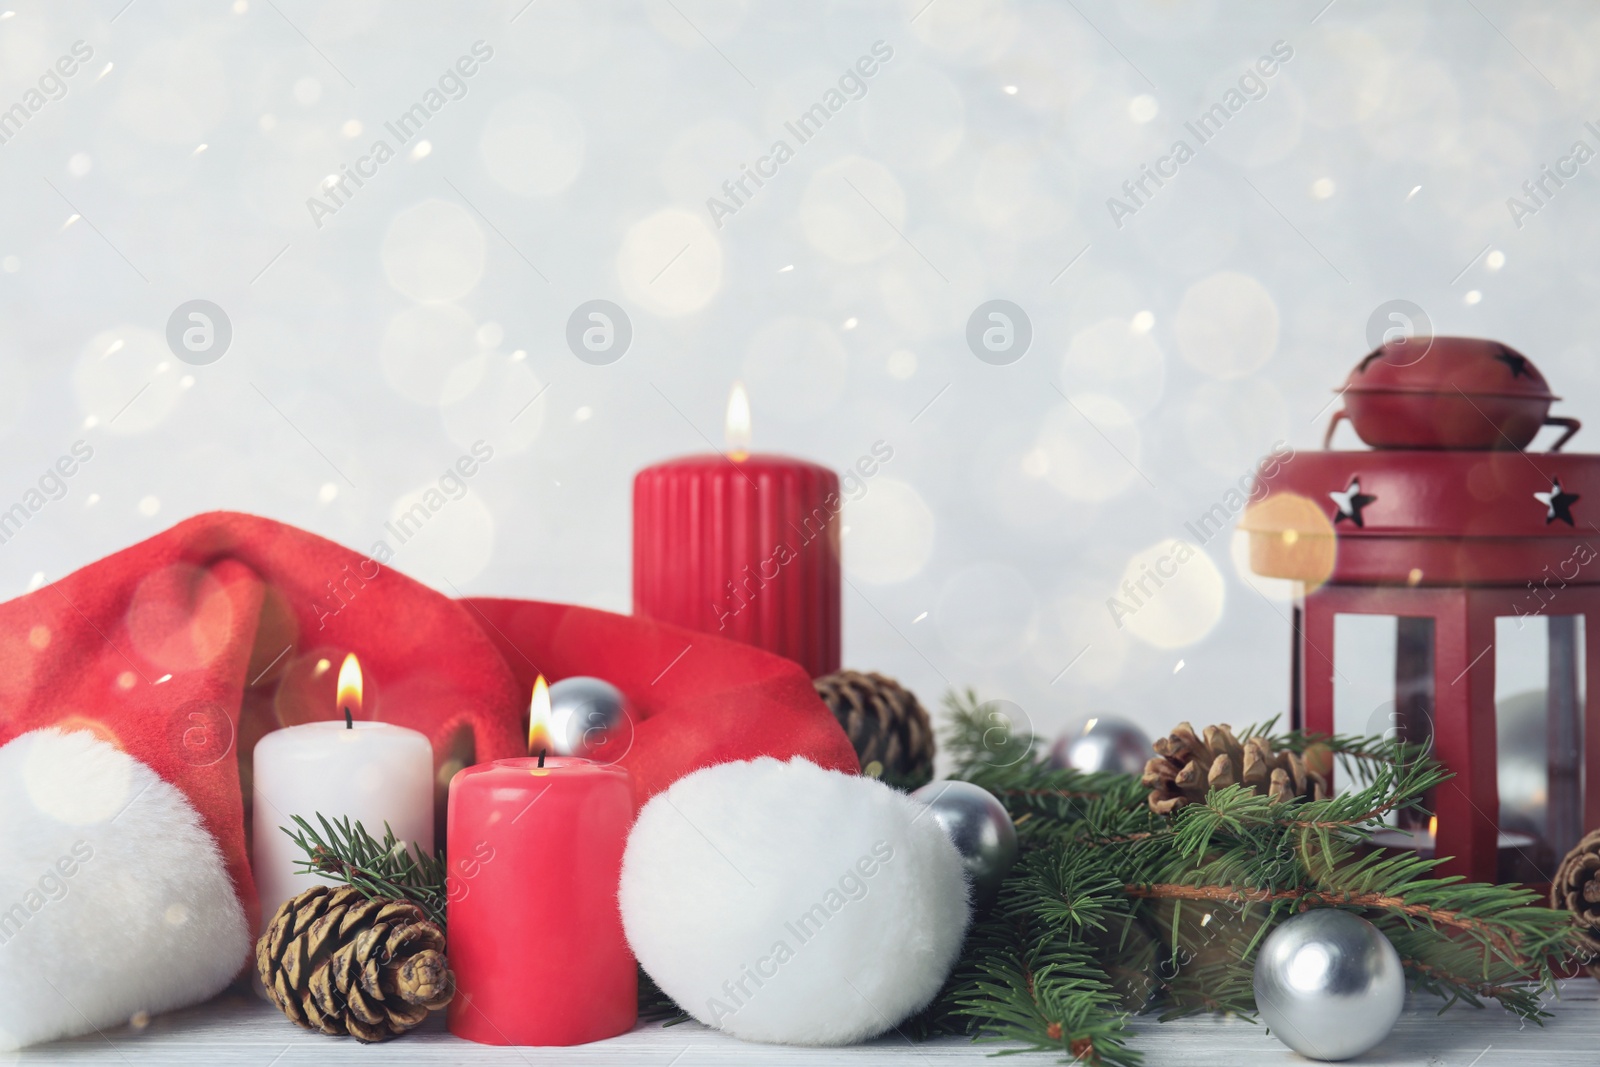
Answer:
1332, 613, 1436, 831
1331, 613, 1399, 744
1493, 614, 1586, 882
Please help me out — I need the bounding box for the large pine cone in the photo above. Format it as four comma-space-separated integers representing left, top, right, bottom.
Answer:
814, 670, 935, 789
256, 885, 454, 1042
1143, 722, 1331, 815
1551, 828, 1600, 979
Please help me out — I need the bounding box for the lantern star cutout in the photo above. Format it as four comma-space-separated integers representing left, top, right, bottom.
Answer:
1492, 348, 1532, 379
1535, 477, 1579, 526
1329, 477, 1377, 527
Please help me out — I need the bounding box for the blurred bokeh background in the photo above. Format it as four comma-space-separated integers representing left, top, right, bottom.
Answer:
1, 0, 1595, 751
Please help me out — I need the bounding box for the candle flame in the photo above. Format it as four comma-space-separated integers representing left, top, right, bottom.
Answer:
528, 675, 552, 756
1428, 815, 1438, 839
725, 381, 751, 460
336, 653, 362, 720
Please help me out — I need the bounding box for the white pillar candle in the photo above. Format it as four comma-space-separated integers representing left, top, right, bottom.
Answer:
250, 656, 434, 930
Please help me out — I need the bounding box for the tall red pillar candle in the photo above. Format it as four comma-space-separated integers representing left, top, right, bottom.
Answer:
633, 384, 841, 678
445, 741, 636, 1044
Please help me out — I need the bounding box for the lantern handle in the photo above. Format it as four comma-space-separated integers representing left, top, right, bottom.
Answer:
1545, 416, 1581, 453
1322, 409, 1349, 450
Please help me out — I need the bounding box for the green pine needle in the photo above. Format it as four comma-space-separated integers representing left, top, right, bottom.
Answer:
282, 813, 449, 930
911, 689, 1588, 1065
282, 692, 1590, 1065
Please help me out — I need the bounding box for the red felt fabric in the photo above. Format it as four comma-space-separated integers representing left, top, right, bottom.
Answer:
461, 597, 860, 803
0, 512, 857, 934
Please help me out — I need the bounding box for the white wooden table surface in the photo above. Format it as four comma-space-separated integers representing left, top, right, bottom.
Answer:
9, 982, 1598, 1066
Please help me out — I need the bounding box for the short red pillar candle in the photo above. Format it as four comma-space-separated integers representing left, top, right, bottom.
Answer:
445, 740, 636, 1045
633, 384, 841, 678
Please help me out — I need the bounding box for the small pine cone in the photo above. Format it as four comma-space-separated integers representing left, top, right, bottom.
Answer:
1241, 736, 1274, 790
814, 670, 935, 789
1551, 829, 1600, 980
256, 885, 455, 1042
1207, 753, 1237, 790
1146, 722, 1331, 814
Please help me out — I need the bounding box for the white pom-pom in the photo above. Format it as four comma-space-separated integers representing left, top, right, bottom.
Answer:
0, 729, 249, 1051
620, 757, 969, 1046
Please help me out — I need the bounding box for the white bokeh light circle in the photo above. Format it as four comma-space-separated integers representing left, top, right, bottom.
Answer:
380, 304, 480, 406
859, 63, 966, 169
480, 90, 586, 196
1113, 539, 1225, 649
381, 199, 487, 301
879, 267, 939, 335
618, 208, 723, 316
800, 157, 905, 263
1181, 378, 1290, 478
1060, 318, 1165, 417
1173, 272, 1279, 379
935, 562, 1038, 666
74, 328, 183, 434
983, 440, 1087, 535
1230, 528, 1296, 603
386, 484, 495, 587
125, 564, 236, 673
742, 317, 847, 420
1066, 84, 1164, 168
239, 118, 342, 228
907, 0, 1019, 63
843, 479, 934, 584
1032, 593, 1129, 690
441, 353, 547, 455
113, 40, 230, 144
1359, 60, 1461, 161
974, 142, 1071, 234
1303, 29, 1393, 129
989, 7, 1096, 114
0, 28, 56, 76
1036, 395, 1143, 502
1515, 14, 1597, 95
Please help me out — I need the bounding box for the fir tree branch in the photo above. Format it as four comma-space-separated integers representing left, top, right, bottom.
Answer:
1119, 883, 1528, 962
917, 688, 1589, 1063
283, 814, 449, 930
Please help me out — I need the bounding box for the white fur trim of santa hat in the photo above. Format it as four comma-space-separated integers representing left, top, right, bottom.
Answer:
620, 756, 970, 1046
0, 728, 248, 1051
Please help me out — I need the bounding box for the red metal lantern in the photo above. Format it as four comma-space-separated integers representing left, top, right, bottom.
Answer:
1245, 337, 1597, 883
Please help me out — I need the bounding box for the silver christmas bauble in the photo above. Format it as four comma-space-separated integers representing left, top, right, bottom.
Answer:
1048, 717, 1152, 776
1252, 910, 1404, 1061
547, 676, 632, 760
910, 780, 1018, 905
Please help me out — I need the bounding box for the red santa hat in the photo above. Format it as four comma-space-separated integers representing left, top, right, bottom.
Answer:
0, 511, 856, 1049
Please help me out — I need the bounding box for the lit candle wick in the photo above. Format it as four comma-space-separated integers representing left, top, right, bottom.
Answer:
528, 675, 552, 756
337, 653, 363, 728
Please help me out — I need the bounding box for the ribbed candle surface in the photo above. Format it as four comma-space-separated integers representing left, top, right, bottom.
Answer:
632, 453, 840, 678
